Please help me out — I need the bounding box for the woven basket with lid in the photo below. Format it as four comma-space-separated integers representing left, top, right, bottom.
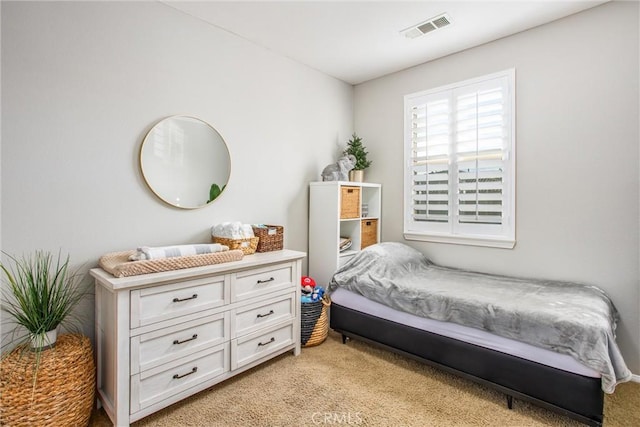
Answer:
0, 334, 95, 427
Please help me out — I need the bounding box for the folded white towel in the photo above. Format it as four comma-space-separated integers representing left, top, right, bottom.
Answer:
128, 243, 229, 261
211, 222, 255, 239
241, 224, 254, 238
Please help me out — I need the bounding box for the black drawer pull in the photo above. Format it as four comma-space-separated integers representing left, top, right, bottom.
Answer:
256, 310, 274, 319
257, 277, 274, 284
173, 334, 198, 345
173, 294, 198, 303
173, 366, 197, 379
258, 337, 275, 347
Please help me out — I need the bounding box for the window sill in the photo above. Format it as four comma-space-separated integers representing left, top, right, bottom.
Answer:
403, 232, 516, 249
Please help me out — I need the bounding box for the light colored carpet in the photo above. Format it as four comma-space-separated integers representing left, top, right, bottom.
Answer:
91, 330, 639, 426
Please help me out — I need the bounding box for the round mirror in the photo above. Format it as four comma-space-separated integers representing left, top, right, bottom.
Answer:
140, 116, 231, 209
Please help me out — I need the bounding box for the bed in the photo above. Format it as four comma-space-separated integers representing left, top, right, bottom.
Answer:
328, 242, 632, 426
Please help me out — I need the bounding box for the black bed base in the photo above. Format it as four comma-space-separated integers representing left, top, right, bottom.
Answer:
330, 303, 604, 426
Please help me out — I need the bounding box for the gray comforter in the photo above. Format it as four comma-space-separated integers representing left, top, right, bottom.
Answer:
329, 242, 631, 393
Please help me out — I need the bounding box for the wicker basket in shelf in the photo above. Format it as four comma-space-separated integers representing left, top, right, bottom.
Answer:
301, 295, 331, 347
361, 218, 378, 249
0, 334, 95, 427
252, 225, 284, 252
340, 186, 360, 219
212, 236, 259, 255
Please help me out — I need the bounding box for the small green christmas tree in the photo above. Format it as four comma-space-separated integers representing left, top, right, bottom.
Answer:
343, 133, 372, 170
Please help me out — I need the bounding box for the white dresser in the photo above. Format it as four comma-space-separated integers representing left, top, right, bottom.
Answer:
91, 250, 306, 427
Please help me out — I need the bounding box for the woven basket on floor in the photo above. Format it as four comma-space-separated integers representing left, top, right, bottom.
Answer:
0, 334, 95, 427
301, 295, 331, 347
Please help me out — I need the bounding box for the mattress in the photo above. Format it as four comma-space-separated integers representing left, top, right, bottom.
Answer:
331, 287, 600, 378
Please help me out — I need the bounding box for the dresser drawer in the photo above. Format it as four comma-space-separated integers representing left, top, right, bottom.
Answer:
130, 275, 228, 328
231, 321, 294, 369
131, 313, 229, 374
233, 293, 295, 338
231, 263, 293, 301
131, 343, 229, 413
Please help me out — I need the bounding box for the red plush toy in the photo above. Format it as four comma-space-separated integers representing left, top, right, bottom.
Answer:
301, 276, 316, 294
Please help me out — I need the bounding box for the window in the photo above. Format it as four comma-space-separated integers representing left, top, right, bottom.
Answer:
404, 69, 515, 248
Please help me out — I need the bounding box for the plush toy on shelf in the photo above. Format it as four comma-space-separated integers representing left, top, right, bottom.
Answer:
321, 154, 356, 181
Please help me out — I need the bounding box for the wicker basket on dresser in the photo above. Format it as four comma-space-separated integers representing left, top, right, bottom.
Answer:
91, 250, 305, 427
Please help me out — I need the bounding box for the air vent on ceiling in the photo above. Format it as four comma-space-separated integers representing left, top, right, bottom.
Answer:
401, 13, 451, 39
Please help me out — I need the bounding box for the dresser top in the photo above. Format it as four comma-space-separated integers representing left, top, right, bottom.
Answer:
91, 249, 306, 291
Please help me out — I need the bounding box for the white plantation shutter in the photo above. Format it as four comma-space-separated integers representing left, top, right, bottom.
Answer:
404, 70, 515, 248
409, 95, 451, 226
455, 79, 507, 226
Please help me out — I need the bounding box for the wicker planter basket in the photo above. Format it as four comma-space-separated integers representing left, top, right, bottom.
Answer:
252, 225, 284, 252
0, 334, 95, 427
301, 295, 331, 347
212, 236, 259, 255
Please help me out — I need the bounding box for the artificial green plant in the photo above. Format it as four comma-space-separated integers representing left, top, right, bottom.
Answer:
343, 133, 372, 171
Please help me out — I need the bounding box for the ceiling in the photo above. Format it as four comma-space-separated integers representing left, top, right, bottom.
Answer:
163, 1, 609, 85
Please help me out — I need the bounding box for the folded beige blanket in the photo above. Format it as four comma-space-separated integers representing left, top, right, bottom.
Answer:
99, 249, 244, 278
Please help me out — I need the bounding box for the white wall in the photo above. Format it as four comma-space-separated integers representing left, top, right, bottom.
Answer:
3, 0, 638, 375
1, 1, 353, 343
354, 1, 640, 372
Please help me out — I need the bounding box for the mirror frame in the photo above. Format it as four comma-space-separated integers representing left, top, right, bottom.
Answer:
139, 115, 231, 209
